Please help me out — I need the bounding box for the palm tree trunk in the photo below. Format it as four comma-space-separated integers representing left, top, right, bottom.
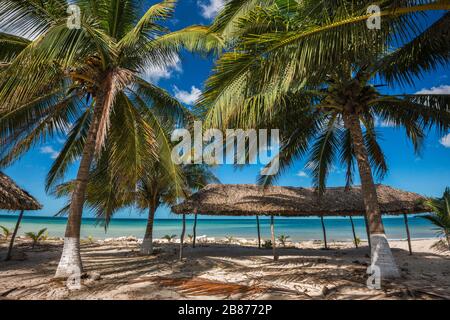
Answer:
270, 215, 278, 261
141, 204, 157, 255
321, 215, 328, 249
350, 216, 358, 248
192, 210, 198, 248
179, 213, 186, 261
344, 113, 399, 279
256, 215, 261, 249
5, 210, 24, 261
55, 84, 111, 278
364, 214, 372, 250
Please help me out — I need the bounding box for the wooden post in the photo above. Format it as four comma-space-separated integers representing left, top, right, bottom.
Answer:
192, 209, 198, 248
5, 210, 24, 261
350, 216, 358, 248
256, 216, 261, 249
179, 213, 186, 261
270, 215, 278, 261
364, 214, 372, 251
403, 213, 413, 255
321, 215, 328, 249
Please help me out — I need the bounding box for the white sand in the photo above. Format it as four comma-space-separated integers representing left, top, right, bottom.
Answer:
0, 237, 449, 300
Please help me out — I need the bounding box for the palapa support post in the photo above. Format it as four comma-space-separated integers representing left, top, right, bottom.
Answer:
403, 213, 413, 255
179, 213, 186, 261
350, 216, 358, 248
321, 215, 328, 249
364, 214, 372, 251
192, 208, 198, 248
256, 215, 261, 249
5, 210, 24, 261
270, 215, 278, 261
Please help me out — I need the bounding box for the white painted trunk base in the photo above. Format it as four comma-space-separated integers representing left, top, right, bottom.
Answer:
54, 237, 83, 279
140, 238, 153, 255
370, 234, 400, 279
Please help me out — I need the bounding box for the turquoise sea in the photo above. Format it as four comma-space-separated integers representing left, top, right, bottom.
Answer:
0, 214, 438, 241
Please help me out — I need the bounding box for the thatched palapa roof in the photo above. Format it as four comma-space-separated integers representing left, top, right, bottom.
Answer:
0, 172, 42, 211
172, 184, 429, 217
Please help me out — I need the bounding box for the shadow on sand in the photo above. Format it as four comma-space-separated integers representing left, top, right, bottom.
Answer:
0, 240, 449, 300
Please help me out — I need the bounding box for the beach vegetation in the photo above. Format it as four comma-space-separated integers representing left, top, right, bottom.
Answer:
422, 188, 450, 250
0, 225, 12, 239
277, 235, 290, 247
163, 234, 177, 243
225, 236, 234, 244
354, 236, 362, 247
263, 240, 272, 249
25, 228, 48, 249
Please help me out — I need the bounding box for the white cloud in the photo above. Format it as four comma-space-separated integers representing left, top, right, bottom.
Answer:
416, 86, 450, 149
173, 85, 202, 105
198, 0, 226, 19
416, 85, 450, 95
440, 133, 450, 148
143, 55, 182, 84
375, 85, 450, 128
296, 170, 308, 178
40, 146, 60, 159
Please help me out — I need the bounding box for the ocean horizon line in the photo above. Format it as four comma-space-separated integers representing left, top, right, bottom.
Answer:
0, 214, 428, 221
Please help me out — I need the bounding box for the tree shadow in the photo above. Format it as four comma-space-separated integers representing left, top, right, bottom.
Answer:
0, 240, 448, 300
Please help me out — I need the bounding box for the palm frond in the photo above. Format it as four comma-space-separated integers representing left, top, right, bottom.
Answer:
118, 0, 176, 49
377, 12, 450, 86
46, 107, 92, 191
210, 0, 274, 38
306, 114, 340, 195
0, 32, 31, 62
0, 93, 82, 168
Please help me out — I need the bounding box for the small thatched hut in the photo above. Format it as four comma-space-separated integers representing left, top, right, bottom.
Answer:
172, 184, 429, 258
0, 172, 42, 261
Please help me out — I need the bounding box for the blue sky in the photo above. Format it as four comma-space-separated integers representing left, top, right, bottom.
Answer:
2, 1, 450, 219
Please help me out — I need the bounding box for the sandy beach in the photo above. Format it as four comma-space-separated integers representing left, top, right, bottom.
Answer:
0, 237, 449, 300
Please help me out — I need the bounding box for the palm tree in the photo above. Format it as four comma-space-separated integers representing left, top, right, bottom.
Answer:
25, 228, 48, 249
0, 0, 222, 277
422, 188, 450, 250
55, 141, 218, 256
163, 234, 177, 243
200, 0, 450, 278
0, 226, 12, 239
277, 234, 290, 247
131, 163, 218, 255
